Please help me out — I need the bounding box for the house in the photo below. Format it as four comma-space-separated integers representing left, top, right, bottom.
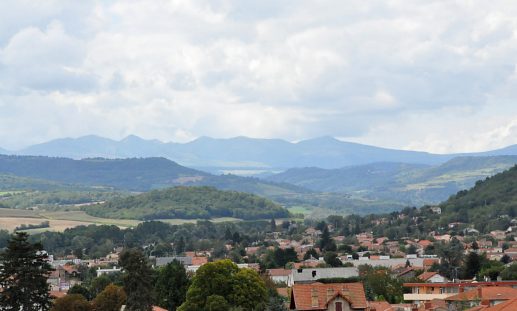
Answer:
490, 231, 506, 240
267, 268, 291, 284
445, 286, 517, 310
96, 266, 122, 277
289, 282, 367, 311
418, 272, 448, 283
430, 206, 442, 214
471, 298, 517, 310
403, 281, 517, 306
288, 267, 359, 287
396, 267, 420, 280
155, 256, 192, 267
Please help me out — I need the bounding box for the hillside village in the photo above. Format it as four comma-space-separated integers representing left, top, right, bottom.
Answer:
28, 208, 517, 311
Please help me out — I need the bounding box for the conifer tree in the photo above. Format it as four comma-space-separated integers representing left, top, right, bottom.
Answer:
0, 232, 54, 311
119, 248, 154, 311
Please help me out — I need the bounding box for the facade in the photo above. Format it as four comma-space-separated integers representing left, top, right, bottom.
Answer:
288, 267, 359, 287
403, 281, 517, 306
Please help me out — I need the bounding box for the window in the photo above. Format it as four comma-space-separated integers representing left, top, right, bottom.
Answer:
311, 288, 318, 307
335, 302, 342, 311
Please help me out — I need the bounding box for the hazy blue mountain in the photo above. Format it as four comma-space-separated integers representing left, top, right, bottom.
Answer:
267, 156, 517, 205
15, 135, 458, 171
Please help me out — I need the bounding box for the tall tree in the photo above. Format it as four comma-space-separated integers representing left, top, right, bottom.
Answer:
119, 248, 154, 311
51, 294, 92, 311
155, 260, 190, 311
0, 232, 54, 311
92, 284, 127, 311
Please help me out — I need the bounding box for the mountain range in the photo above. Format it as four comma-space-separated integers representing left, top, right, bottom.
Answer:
0, 135, 462, 173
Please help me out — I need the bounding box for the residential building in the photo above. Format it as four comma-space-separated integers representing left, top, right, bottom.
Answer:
288, 267, 359, 287
289, 282, 367, 311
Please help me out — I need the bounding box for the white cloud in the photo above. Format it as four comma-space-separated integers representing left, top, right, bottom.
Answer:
0, 0, 517, 152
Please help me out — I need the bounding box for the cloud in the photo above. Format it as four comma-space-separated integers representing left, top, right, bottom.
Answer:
0, 0, 517, 152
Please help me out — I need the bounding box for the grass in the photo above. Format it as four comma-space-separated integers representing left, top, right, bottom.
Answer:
287, 205, 312, 215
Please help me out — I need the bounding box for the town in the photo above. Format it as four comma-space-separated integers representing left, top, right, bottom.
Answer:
4, 201, 517, 311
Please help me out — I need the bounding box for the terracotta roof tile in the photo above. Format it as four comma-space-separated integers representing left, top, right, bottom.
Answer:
446, 287, 517, 301
291, 282, 367, 310
369, 301, 392, 311
418, 271, 438, 281
484, 298, 517, 310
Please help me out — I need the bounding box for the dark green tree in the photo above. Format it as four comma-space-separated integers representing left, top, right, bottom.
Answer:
155, 260, 190, 311
303, 248, 319, 260
463, 252, 482, 279
119, 248, 154, 311
324, 251, 343, 267
68, 284, 91, 300
0, 232, 54, 311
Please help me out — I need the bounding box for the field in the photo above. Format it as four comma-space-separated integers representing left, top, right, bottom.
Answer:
0, 208, 243, 233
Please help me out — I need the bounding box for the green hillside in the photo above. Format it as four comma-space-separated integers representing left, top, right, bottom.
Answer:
267, 156, 517, 205
84, 186, 291, 220
438, 164, 517, 231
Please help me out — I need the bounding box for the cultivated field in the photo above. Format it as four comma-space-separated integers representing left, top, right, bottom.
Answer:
0, 208, 243, 232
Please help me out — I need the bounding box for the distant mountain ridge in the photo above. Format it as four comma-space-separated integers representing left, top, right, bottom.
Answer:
4, 135, 517, 173
1, 135, 456, 171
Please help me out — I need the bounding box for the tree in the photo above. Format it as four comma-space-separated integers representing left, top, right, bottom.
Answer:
92, 284, 127, 311
178, 260, 267, 311
270, 218, 276, 231
68, 284, 92, 300
0, 232, 54, 311
303, 248, 319, 260
324, 252, 343, 267
463, 252, 482, 279
318, 226, 332, 251
119, 248, 154, 311
155, 260, 190, 311
51, 294, 92, 311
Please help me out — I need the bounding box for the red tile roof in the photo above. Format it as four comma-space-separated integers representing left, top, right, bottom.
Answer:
369, 301, 392, 311
291, 282, 367, 310
268, 268, 291, 277
153, 307, 168, 311
418, 271, 438, 281
446, 287, 517, 302
484, 298, 517, 310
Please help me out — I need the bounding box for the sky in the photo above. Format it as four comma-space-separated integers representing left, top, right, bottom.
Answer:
1, 1, 517, 153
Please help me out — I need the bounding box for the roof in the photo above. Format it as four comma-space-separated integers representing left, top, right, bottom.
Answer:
291, 267, 359, 282
484, 298, 517, 310
268, 268, 291, 277
191, 256, 208, 266
369, 301, 392, 311
446, 287, 517, 301
418, 271, 439, 281
155, 256, 192, 267
291, 282, 367, 310
153, 307, 168, 311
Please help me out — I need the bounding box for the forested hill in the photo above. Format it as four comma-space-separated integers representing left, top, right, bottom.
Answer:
0, 155, 206, 190
84, 186, 290, 220
0, 155, 307, 197
439, 164, 517, 230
